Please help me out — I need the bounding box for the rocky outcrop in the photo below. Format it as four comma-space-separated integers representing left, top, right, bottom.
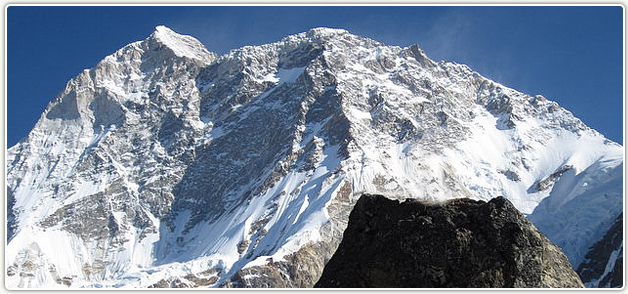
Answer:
577, 213, 623, 288
315, 194, 584, 288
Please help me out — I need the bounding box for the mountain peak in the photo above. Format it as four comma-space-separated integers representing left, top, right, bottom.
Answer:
6, 26, 623, 289
147, 25, 215, 64
277, 27, 381, 52
306, 27, 349, 37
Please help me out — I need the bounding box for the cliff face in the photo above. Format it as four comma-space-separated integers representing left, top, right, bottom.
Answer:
315, 194, 584, 288
577, 213, 623, 288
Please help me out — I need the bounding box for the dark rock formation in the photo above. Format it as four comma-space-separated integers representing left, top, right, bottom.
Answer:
527, 165, 574, 193
315, 194, 584, 288
577, 213, 623, 288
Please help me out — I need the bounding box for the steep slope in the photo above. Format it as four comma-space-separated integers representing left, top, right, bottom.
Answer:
576, 213, 623, 288
6, 26, 218, 287
6, 26, 623, 288
315, 194, 584, 288
528, 153, 623, 275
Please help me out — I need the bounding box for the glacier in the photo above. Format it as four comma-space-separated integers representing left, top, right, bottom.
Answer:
5, 26, 623, 288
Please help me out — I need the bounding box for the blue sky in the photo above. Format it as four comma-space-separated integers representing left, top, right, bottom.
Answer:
6, 6, 624, 147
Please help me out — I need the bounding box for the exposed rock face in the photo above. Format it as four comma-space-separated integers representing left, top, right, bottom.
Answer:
6, 26, 621, 288
577, 213, 623, 288
224, 181, 355, 288
315, 194, 584, 288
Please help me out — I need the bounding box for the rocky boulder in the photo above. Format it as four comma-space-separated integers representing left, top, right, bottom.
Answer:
315, 194, 584, 288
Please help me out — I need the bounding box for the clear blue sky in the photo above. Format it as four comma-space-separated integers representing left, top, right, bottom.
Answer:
6, 6, 624, 147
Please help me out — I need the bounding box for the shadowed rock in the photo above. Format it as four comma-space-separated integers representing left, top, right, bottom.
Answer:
577, 213, 623, 288
315, 194, 584, 288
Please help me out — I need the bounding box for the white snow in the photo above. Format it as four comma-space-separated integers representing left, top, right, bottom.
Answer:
275, 66, 306, 85
152, 26, 213, 64
528, 148, 623, 267
5, 26, 623, 289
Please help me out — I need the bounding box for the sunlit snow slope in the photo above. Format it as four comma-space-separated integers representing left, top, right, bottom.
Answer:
6, 26, 623, 288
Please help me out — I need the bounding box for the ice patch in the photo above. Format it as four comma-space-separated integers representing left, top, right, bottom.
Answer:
275, 66, 306, 85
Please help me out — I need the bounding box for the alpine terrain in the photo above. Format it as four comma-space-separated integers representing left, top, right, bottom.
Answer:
6, 26, 623, 288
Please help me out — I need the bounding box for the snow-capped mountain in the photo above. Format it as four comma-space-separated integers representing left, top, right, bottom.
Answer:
6, 26, 623, 288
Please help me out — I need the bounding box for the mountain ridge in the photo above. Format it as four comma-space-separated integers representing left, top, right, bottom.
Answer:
6, 26, 623, 288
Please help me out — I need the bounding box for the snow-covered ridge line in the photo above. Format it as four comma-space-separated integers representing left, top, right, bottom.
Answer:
150, 25, 215, 64
6, 26, 623, 289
